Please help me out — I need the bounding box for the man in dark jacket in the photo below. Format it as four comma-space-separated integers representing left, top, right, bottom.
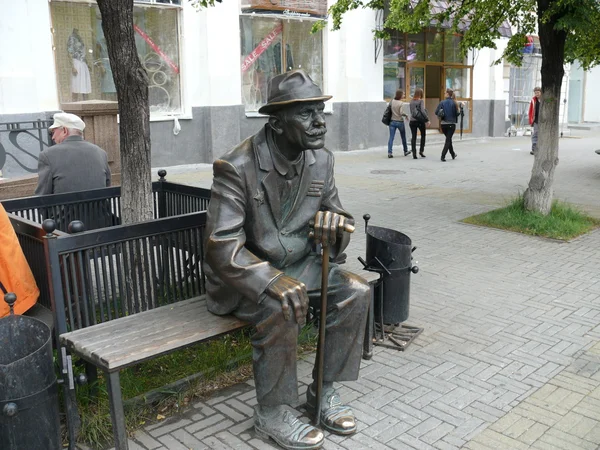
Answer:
35, 112, 111, 195
204, 70, 369, 450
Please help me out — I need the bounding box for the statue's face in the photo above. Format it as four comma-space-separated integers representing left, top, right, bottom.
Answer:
277, 101, 327, 151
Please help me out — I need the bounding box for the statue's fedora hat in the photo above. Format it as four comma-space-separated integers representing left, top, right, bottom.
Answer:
258, 69, 332, 115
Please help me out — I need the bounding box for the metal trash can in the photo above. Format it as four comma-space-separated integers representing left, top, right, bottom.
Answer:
365, 224, 417, 325
0, 293, 61, 450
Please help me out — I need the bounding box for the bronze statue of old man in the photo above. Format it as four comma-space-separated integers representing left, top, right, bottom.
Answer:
204, 70, 369, 450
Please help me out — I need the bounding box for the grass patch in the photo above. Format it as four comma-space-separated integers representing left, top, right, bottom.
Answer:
462, 195, 600, 240
73, 323, 317, 449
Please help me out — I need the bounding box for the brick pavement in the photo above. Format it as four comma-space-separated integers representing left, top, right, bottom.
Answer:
110, 132, 600, 449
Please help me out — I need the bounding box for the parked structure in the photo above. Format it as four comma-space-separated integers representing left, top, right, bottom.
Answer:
2, 0, 512, 179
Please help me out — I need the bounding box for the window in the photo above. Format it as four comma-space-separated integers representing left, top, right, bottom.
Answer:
239, 0, 326, 113
444, 31, 466, 64
240, 16, 323, 113
426, 32, 443, 62
407, 33, 425, 62
383, 29, 469, 99
49, 1, 182, 116
384, 61, 406, 99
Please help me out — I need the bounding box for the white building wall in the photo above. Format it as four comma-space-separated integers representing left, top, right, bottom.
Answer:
472, 39, 507, 102
583, 66, 600, 122
0, 2, 508, 115
201, 1, 242, 106
0, 0, 57, 114
326, 8, 382, 103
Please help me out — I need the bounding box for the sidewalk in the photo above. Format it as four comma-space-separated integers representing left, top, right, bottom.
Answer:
124, 132, 600, 450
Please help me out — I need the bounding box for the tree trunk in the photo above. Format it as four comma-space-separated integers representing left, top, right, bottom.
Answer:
523, 0, 567, 215
97, 0, 153, 225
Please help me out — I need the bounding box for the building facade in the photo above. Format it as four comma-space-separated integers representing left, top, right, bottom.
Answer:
0, 0, 509, 179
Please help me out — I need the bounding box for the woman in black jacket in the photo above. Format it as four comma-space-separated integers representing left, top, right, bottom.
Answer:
435, 88, 460, 161
409, 88, 430, 159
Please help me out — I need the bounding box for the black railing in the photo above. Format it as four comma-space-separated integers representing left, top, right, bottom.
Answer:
0, 119, 53, 174
41, 212, 208, 335
2, 171, 211, 232
8, 216, 67, 312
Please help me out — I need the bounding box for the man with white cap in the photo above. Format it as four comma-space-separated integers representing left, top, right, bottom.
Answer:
35, 112, 111, 195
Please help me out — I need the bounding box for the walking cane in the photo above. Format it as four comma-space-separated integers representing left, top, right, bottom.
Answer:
314, 241, 329, 427
311, 218, 354, 427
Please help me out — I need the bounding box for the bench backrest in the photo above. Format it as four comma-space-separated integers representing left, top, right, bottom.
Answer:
43, 211, 209, 335
3, 181, 211, 232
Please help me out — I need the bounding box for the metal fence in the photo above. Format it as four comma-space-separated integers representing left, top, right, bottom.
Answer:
3, 172, 211, 232
42, 211, 208, 335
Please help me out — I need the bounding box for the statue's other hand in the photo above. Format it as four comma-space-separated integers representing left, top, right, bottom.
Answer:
311, 211, 354, 247
265, 275, 308, 325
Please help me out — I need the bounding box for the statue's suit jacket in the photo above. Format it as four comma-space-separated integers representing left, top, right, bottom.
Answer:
205, 125, 352, 315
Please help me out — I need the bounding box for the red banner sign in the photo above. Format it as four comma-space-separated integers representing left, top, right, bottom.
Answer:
241, 23, 283, 73
134, 24, 180, 75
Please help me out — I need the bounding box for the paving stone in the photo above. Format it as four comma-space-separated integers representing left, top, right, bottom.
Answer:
132, 430, 162, 449
540, 428, 599, 450
171, 429, 208, 449
420, 422, 455, 445
214, 403, 247, 422
226, 398, 256, 417
518, 421, 550, 446
184, 413, 225, 434
148, 418, 193, 437
406, 417, 444, 438
206, 431, 253, 449
157, 433, 194, 450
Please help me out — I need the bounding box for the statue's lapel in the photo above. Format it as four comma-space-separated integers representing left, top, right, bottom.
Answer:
261, 171, 282, 228
254, 127, 282, 228
284, 150, 316, 224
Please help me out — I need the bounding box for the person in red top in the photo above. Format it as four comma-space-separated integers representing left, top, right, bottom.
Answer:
528, 87, 542, 155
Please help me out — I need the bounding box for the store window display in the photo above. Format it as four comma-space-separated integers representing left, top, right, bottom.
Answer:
68, 28, 92, 101
50, 1, 181, 115
239, 0, 325, 113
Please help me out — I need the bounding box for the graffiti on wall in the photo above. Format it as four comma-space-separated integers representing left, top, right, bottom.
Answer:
0, 120, 52, 178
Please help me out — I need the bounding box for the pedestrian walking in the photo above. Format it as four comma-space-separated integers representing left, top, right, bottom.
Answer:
528, 87, 541, 155
435, 88, 460, 162
409, 88, 430, 159
387, 89, 409, 158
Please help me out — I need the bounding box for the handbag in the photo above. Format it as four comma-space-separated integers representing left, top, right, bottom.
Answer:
382, 101, 392, 126
414, 102, 428, 123
436, 104, 445, 120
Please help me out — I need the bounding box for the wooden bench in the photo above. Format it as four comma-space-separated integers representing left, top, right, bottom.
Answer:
59, 267, 378, 450
60, 296, 247, 449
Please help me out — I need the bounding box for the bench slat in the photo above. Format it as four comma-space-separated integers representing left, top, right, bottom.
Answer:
83, 311, 228, 359
62, 298, 217, 348
60, 296, 248, 372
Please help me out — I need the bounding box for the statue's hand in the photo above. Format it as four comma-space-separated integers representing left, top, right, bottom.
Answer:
310, 211, 355, 247
265, 275, 308, 325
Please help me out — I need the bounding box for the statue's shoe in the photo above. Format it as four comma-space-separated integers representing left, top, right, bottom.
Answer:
254, 405, 324, 450
306, 385, 357, 435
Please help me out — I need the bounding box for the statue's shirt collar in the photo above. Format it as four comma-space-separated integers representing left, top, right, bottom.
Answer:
266, 127, 304, 179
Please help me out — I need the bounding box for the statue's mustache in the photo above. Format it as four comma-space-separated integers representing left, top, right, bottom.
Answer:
306, 128, 327, 137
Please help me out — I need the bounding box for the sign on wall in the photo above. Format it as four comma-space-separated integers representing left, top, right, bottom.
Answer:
242, 0, 327, 18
